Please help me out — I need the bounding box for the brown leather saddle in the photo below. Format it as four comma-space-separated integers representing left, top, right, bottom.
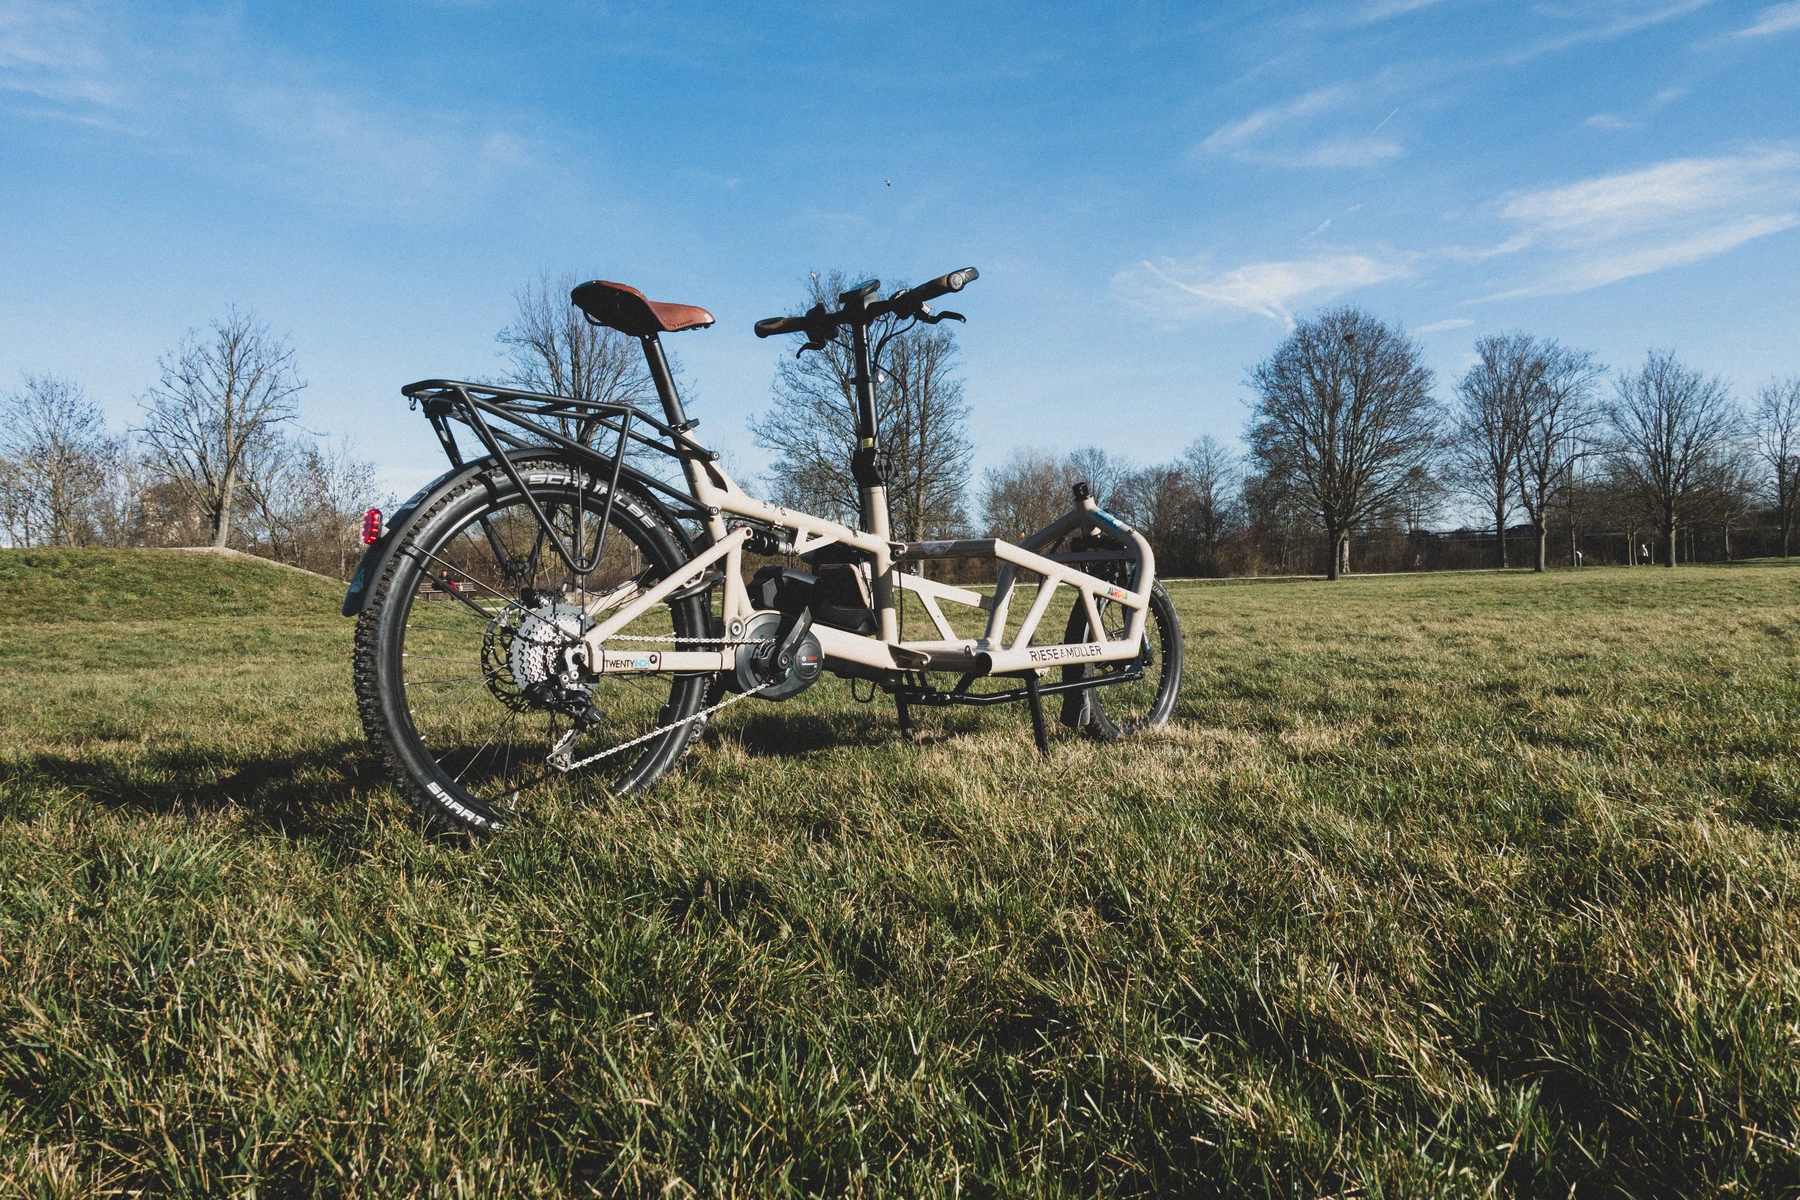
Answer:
570, 280, 714, 337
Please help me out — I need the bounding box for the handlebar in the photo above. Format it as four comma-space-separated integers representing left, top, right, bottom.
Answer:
754, 315, 812, 338
892, 267, 978, 310
753, 267, 979, 338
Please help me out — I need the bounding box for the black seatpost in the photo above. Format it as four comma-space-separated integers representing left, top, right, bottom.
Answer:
641, 333, 707, 496
640, 335, 687, 428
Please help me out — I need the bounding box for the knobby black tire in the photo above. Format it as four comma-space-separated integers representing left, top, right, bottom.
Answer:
352, 460, 711, 836
1060, 579, 1182, 740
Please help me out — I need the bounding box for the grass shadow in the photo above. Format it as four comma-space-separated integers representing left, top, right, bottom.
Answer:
718, 696, 1028, 757
5, 739, 389, 839
722, 711, 888, 756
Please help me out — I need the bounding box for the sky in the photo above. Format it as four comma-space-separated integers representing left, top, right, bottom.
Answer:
3, 0, 1798, 500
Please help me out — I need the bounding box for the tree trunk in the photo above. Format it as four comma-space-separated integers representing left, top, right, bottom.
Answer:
1534, 524, 1547, 573
210, 467, 235, 550
1325, 526, 1342, 580
1665, 521, 1677, 569
1340, 537, 1351, 577
1495, 507, 1508, 569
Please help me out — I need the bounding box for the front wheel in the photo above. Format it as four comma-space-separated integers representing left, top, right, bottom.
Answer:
353, 459, 713, 835
1059, 579, 1182, 740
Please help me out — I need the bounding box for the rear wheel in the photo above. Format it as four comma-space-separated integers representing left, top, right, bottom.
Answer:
353, 460, 712, 835
1059, 578, 1182, 740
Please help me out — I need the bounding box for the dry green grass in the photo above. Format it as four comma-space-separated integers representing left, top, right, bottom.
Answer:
2, 548, 1799, 1197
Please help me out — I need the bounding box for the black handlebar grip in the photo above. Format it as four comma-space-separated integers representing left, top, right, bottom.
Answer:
755, 315, 811, 338
899, 267, 980, 308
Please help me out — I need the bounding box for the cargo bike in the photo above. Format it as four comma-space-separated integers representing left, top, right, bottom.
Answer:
345, 269, 1182, 834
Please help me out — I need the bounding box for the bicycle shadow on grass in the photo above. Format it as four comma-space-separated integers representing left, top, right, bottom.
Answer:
2, 739, 391, 840
715, 707, 1000, 757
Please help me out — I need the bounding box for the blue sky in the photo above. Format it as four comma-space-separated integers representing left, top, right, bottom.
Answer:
3, 1, 1798, 497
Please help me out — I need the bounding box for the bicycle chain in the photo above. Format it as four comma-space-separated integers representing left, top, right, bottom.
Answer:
544, 631, 774, 772
548, 674, 773, 772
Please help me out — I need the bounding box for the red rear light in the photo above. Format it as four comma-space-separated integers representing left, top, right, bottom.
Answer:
361, 508, 383, 545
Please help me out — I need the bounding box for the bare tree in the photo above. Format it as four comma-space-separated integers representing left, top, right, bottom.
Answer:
1113, 464, 1195, 567
750, 270, 972, 541
236, 433, 302, 561
1699, 443, 1759, 562
1451, 335, 1531, 568
498, 271, 656, 443
241, 435, 381, 578
1240, 455, 1314, 574
1751, 377, 1800, 557
0, 458, 27, 548
881, 315, 975, 544
1514, 341, 1603, 572
980, 449, 1079, 541
1247, 307, 1441, 579
1605, 350, 1741, 569
0, 375, 125, 546
1181, 436, 1242, 553
1394, 464, 1447, 534
136, 308, 304, 548
1066, 446, 1127, 506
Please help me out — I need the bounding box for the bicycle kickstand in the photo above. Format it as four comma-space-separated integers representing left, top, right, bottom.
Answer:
895, 691, 916, 741
1023, 674, 1051, 757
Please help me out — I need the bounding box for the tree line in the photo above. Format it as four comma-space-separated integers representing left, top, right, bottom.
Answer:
1239, 309, 1796, 577
11, 279, 1795, 584
0, 278, 637, 579
756, 287, 1800, 579
0, 308, 381, 578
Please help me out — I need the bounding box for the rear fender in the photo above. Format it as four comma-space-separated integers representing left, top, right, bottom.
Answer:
341, 450, 698, 617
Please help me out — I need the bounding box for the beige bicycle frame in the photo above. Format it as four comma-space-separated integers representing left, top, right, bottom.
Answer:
576, 453, 1154, 682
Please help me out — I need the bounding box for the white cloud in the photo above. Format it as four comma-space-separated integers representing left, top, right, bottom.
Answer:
1496, 148, 1800, 239
1356, 0, 1443, 22
1199, 85, 1403, 169
1486, 214, 1799, 297
1442, 233, 1534, 262
1733, 2, 1800, 37
1202, 87, 1350, 152
0, 3, 118, 105
1510, 0, 1719, 61
1415, 318, 1474, 333
1471, 148, 1800, 297
1582, 113, 1636, 130
1113, 252, 1413, 328
1298, 139, 1404, 167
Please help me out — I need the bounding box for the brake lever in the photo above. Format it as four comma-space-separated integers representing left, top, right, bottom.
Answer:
917, 310, 966, 324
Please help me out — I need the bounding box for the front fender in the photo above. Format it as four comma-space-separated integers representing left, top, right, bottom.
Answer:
341, 450, 697, 617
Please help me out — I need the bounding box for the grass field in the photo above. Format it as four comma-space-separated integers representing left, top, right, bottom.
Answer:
2, 548, 1799, 1197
